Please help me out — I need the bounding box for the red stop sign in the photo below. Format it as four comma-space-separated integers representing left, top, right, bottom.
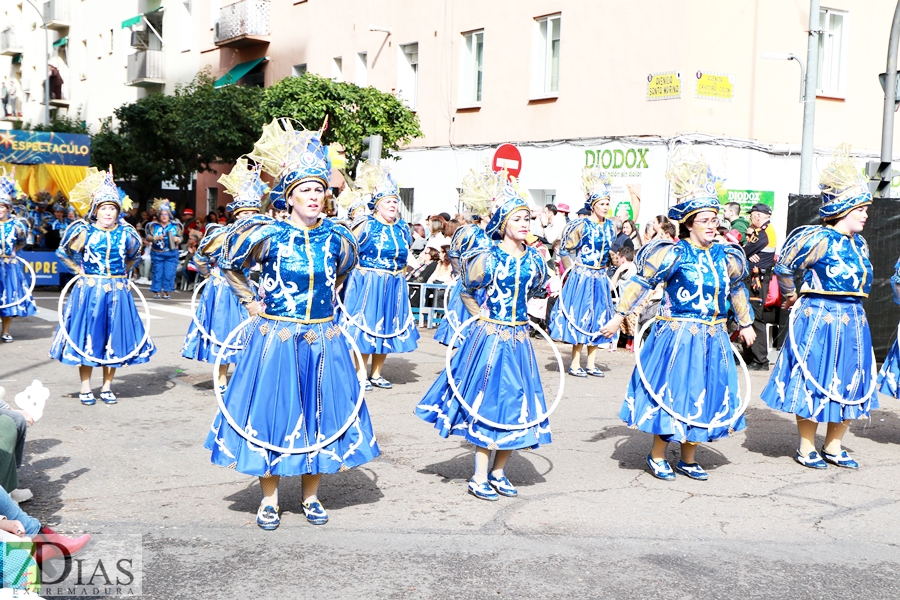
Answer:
492, 144, 522, 179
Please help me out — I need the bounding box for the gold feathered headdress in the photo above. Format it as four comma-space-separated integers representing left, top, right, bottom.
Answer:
69, 166, 121, 219
664, 146, 721, 223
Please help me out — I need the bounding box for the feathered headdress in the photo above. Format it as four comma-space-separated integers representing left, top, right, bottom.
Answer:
152, 198, 175, 217
472, 167, 530, 241
354, 161, 399, 211
69, 166, 121, 219
0, 167, 19, 207
665, 146, 721, 223
458, 167, 507, 217
581, 167, 612, 208
248, 117, 330, 210
819, 144, 871, 219
335, 182, 368, 220
219, 156, 268, 215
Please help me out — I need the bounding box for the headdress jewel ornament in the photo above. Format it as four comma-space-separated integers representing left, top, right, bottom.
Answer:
581, 167, 612, 211
819, 143, 872, 219
355, 161, 400, 211
219, 156, 268, 214
248, 117, 331, 211
480, 169, 530, 241
69, 166, 121, 219
665, 146, 721, 223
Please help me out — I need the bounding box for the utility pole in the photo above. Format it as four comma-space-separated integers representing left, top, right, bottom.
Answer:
870, 1, 900, 198
799, 0, 820, 195
24, 0, 50, 126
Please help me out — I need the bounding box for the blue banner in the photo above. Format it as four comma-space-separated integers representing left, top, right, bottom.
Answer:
18, 251, 63, 285
0, 130, 91, 166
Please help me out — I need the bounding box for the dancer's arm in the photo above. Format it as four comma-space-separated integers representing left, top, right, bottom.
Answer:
773, 225, 829, 299
55, 220, 88, 274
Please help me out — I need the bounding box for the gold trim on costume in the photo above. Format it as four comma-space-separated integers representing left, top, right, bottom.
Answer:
258, 311, 334, 325
479, 315, 529, 326
656, 315, 727, 326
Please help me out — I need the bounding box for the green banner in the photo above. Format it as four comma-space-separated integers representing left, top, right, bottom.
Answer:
717, 189, 774, 215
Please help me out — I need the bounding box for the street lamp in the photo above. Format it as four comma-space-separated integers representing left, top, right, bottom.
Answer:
24, 0, 50, 126
761, 52, 806, 102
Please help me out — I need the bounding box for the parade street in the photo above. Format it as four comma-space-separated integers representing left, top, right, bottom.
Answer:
1, 288, 897, 599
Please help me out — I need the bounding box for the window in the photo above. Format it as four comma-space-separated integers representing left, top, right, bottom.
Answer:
460, 30, 484, 105
109, 29, 114, 54
532, 14, 561, 97
398, 43, 418, 109
399, 188, 415, 222
292, 63, 307, 78
331, 57, 343, 82
206, 187, 218, 216
355, 52, 368, 87
180, 0, 193, 53
817, 8, 847, 97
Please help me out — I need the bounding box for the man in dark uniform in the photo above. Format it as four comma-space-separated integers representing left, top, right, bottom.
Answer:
742, 203, 777, 370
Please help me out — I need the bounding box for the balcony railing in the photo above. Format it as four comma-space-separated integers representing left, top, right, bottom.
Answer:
127, 50, 165, 86
214, 0, 269, 46
43, 0, 71, 29
0, 29, 22, 56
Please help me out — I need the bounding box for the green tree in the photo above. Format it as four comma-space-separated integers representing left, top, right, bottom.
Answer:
24, 111, 90, 135
260, 73, 423, 177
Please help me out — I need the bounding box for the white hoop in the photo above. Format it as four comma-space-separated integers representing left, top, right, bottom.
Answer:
441, 280, 464, 335
443, 315, 565, 431
557, 267, 613, 338
212, 316, 366, 454
189, 276, 248, 352
0, 256, 36, 310
632, 318, 751, 430
786, 300, 877, 406
336, 293, 416, 339
56, 275, 152, 365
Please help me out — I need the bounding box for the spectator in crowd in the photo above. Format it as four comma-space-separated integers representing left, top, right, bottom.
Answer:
410, 223, 427, 253
622, 219, 641, 249
658, 220, 676, 242
408, 246, 438, 283
575, 207, 590, 218
609, 217, 635, 253
742, 203, 777, 370
609, 246, 637, 351
532, 204, 566, 248
182, 208, 201, 239
427, 245, 453, 285
723, 202, 749, 238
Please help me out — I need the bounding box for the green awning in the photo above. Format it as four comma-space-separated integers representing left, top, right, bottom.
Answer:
121, 15, 141, 28
214, 58, 265, 88
52, 36, 67, 48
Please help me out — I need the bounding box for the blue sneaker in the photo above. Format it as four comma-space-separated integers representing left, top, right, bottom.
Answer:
369, 376, 393, 389
674, 460, 708, 481
794, 449, 828, 469
585, 367, 605, 378
99, 390, 117, 405
256, 505, 280, 530
487, 473, 518, 497
79, 392, 96, 406
820, 447, 859, 469
301, 499, 329, 525
467, 479, 499, 501
363, 379, 373, 392
646, 455, 676, 481
567, 367, 587, 378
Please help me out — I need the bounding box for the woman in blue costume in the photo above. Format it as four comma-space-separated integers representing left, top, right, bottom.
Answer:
0, 172, 36, 343
549, 167, 617, 378
340, 161, 419, 390
182, 157, 263, 391
761, 145, 875, 470
877, 259, 900, 398
433, 168, 495, 348
50, 168, 156, 406
416, 170, 550, 501
206, 118, 379, 530
146, 199, 183, 299
600, 150, 755, 481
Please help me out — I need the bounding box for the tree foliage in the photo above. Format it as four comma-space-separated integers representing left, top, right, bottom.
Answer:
23, 111, 90, 135
260, 73, 423, 177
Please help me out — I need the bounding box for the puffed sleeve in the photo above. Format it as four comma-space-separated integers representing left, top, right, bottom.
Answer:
350, 215, 371, 245
723, 243, 753, 328
194, 227, 227, 277
615, 239, 679, 316
773, 226, 829, 297
526, 247, 549, 298
332, 222, 359, 280
56, 219, 89, 273
123, 225, 143, 271
891, 257, 900, 305
459, 247, 495, 317
558, 219, 587, 271
220, 215, 276, 304
12, 220, 27, 252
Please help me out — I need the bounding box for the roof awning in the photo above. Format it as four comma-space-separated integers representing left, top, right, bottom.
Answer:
52, 36, 67, 48
121, 15, 141, 28
214, 57, 266, 88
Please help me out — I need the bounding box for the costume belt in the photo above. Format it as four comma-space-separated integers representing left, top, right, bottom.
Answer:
258, 311, 335, 325
358, 266, 404, 276
656, 315, 727, 326
80, 273, 127, 279
574, 262, 608, 272
478, 315, 529, 326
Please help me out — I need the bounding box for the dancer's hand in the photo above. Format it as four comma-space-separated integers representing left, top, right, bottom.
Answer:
244, 300, 261, 317
738, 326, 756, 347
781, 293, 798, 310
598, 314, 624, 338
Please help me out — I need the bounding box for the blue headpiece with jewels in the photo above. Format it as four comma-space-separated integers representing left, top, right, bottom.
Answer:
355, 161, 400, 211
581, 167, 612, 211
818, 143, 872, 219
664, 147, 721, 223
153, 197, 174, 217
0, 171, 17, 206
219, 157, 268, 214
485, 180, 530, 241
69, 167, 121, 220
248, 118, 330, 212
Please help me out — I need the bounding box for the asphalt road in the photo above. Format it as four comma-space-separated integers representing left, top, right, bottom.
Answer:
3, 288, 900, 599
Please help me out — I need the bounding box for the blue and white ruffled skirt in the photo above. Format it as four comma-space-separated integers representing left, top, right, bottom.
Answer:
340, 267, 419, 354
182, 273, 249, 364
878, 337, 900, 398
549, 265, 615, 346
762, 296, 877, 421
49, 275, 156, 367
205, 314, 380, 476
0, 257, 36, 318
620, 318, 746, 443
433, 282, 486, 347
416, 318, 552, 450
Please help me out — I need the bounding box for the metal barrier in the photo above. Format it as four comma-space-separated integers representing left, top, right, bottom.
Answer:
407, 282, 449, 329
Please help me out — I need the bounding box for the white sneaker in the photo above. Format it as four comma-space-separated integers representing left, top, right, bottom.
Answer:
10, 488, 32, 503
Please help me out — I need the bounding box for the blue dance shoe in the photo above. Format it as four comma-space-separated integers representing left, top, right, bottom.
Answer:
487, 473, 518, 497
674, 460, 708, 481
369, 376, 393, 389
99, 391, 117, 405
301, 499, 329, 525
79, 392, 96, 406
256, 505, 280, 530
646, 455, 676, 481
363, 379, 373, 392
794, 449, 828, 469
585, 367, 605, 378
467, 479, 499, 501
820, 447, 859, 469
567, 367, 587, 378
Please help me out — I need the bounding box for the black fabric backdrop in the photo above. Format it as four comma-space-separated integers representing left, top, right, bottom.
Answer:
785, 193, 900, 362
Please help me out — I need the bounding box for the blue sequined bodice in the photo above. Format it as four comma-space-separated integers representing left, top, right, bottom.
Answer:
657, 241, 739, 321
464, 245, 548, 324
560, 218, 616, 268
147, 222, 180, 252
77, 224, 142, 276
775, 226, 872, 297
0, 219, 25, 256
355, 216, 411, 272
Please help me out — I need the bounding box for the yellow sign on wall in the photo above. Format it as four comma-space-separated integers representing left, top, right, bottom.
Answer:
695, 71, 734, 101
646, 71, 681, 101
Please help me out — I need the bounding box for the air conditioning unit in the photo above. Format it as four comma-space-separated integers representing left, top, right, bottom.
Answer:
131, 21, 147, 33
130, 30, 149, 48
